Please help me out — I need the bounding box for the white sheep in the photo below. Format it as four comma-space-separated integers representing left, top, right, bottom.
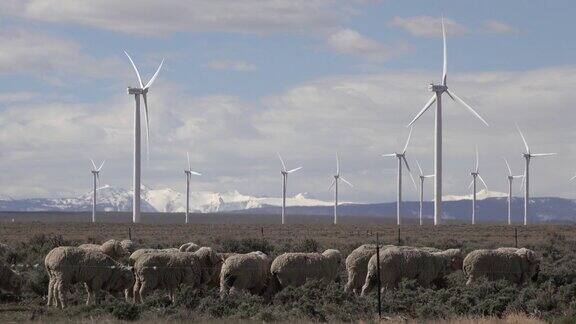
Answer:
179, 242, 200, 252
78, 239, 129, 262
463, 248, 540, 285
270, 249, 342, 290
219, 251, 272, 297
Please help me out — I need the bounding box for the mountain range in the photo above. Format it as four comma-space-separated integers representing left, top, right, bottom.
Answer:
1, 186, 575, 223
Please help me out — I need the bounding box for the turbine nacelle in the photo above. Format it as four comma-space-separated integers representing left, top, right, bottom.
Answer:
428, 84, 447, 93
127, 87, 148, 95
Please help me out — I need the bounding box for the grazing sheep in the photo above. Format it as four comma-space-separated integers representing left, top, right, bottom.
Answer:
120, 240, 138, 255
179, 242, 200, 252
0, 261, 22, 295
45, 246, 134, 308
128, 248, 180, 266
78, 239, 129, 262
361, 248, 462, 295
345, 245, 441, 294
270, 249, 342, 290
463, 248, 540, 285
132, 247, 220, 303
220, 251, 272, 297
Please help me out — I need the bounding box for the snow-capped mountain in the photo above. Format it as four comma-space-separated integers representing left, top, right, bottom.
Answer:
443, 189, 508, 201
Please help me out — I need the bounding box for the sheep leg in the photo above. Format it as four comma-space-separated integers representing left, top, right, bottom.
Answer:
85, 284, 93, 306
56, 279, 67, 309
47, 275, 54, 307
132, 279, 141, 303
138, 281, 152, 303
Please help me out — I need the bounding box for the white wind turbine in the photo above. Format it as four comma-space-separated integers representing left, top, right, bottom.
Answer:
90, 159, 105, 223
504, 158, 523, 225
468, 147, 488, 225
184, 152, 202, 224
277, 153, 302, 225
416, 160, 434, 226
124, 51, 164, 223
382, 127, 417, 225
517, 124, 556, 226
329, 154, 353, 225
407, 17, 489, 226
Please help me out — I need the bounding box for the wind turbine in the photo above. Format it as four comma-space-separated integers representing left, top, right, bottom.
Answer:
516, 124, 556, 225
504, 158, 523, 225
382, 127, 417, 225
468, 147, 488, 225
184, 152, 201, 224
407, 17, 489, 226
329, 154, 353, 225
90, 159, 105, 223
416, 160, 434, 226
277, 153, 302, 225
125, 51, 164, 223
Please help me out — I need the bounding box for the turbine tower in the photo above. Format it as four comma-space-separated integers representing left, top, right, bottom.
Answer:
184, 152, 201, 224
468, 147, 488, 225
407, 17, 489, 226
124, 51, 164, 223
516, 124, 556, 226
416, 160, 434, 226
504, 158, 523, 225
329, 154, 353, 225
90, 159, 105, 223
277, 153, 302, 225
382, 127, 417, 225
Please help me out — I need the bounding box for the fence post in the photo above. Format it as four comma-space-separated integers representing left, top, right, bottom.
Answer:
128, 227, 132, 241
514, 227, 518, 248
376, 233, 382, 319
397, 227, 401, 245
261, 227, 264, 238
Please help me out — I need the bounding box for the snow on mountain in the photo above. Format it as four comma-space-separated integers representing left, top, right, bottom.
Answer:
443, 189, 508, 201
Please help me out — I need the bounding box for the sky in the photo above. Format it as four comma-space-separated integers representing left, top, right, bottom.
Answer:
0, 0, 575, 203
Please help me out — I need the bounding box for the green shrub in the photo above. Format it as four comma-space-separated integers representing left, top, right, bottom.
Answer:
108, 302, 141, 321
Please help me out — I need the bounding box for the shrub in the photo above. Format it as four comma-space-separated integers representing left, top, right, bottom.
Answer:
108, 302, 141, 321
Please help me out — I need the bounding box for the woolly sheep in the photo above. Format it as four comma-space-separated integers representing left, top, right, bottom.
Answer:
0, 261, 22, 295
179, 242, 200, 252
120, 239, 138, 255
132, 247, 221, 303
270, 249, 342, 290
45, 246, 134, 308
128, 248, 180, 266
78, 239, 129, 262
220, 251, 272, 297
345, 245, 440, 294
361, 248, 462, 295
463, 248, 540, 285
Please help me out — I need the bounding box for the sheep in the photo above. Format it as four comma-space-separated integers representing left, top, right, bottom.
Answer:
361, 248, 462, 295
219, 251, 272, 297
0, 261, 22, 295
345, 245, 440, 294
120, 239, 138, 255
270, 249, 342, 290
78, 239, 129, 262
179, 242, 200, 252
463, 248, 540, 285
132, 247, 221, 303
128, 248, 180, 266
45, 246, 134, 308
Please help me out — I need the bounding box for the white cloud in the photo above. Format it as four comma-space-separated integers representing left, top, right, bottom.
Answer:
483, 20, 519, 34
388, 16, 468, 37
326, 28, 398, 62
0, 91, 38, 103
0, 0, 348, 36
206, 60, 257, 72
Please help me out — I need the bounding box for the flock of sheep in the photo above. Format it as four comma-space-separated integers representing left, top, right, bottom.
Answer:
0, 240, 541, 309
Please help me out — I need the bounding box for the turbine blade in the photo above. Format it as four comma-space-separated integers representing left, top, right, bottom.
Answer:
402, 126, 413, 154
124, 51, 143, 88
403, 156, 417, 190
513, 175, 524, 179
382, 153, 396, 157
447, 89, 489, 127
531, 153, 556, 157
478, 174, 488, 190
475, 146, 479, 173
519, 171, 526, 192
407, 94, 436, 127
187, 152, 191, 171
415, 159, 423, 176
424, 175, 435, 178
468, 179, 474, 189
336, 153, 340, 175
571, 174, 576, 181
97, 160, 106, 172
190, 171, 202, 176
287, 167, 302, 173
144, 58, 164, 89
504, 158, 512, 176
90, 159, 97, 171
328, 178, 336, 191
515, 123, 530, 154
442, 16, 447, 86
341, 177, 354, 188
142, 93, 151, 159
277, 153, 287, 172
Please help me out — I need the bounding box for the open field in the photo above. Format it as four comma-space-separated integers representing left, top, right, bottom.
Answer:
1, 213, 576, 323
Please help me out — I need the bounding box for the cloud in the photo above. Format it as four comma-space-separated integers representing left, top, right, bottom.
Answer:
0, 0, 348, 36
388, 16, 468, 37
483, 20, 519, 34
206, 60, 257, 72
0, 91, 38, 103
1, 67, 576, 202
326, 28, 399, 62
0, 28, 123, 81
